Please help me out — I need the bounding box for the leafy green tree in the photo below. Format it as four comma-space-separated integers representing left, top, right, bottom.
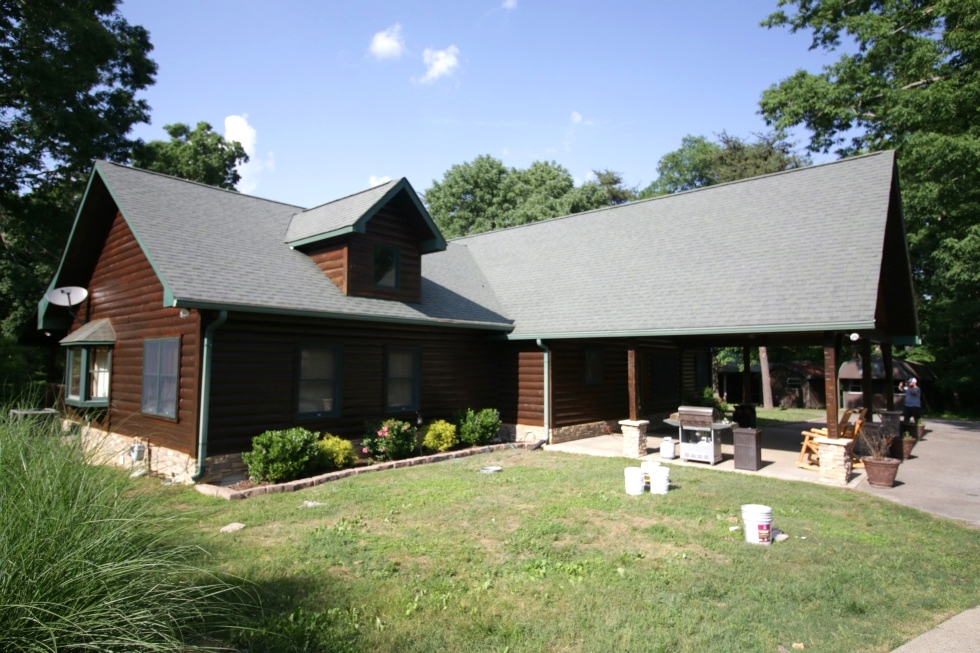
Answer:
424, 156, 610, 238
131, 122, 249, 190
759, 0, 980, 410
640, 132, 809, 198
0, 0, 156, 347
592, 169, 637, 205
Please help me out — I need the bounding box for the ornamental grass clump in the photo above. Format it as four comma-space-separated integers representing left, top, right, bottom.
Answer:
243, 427, 321, 483
457, 407, 501, 446
859, 423, 895, 461
362, 418, 417, 461
422, 419, 459, 452
0, 411, 243, 651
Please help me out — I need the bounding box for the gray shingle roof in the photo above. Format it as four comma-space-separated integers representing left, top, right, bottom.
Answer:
92, 162, 511, 329
49, 152, 901, 339
446, 150, 898, 338
60, 318, 116, 344
284, 178, 399, 245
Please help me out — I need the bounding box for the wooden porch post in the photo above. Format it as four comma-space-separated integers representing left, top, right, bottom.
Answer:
824, 335, 839, 438
860, 339, 874, 413
883, 344, 895, 410
742, 346, 752, 405
628, 347, 638, 421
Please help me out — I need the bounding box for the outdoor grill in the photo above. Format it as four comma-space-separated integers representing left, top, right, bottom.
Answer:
663, 406, 732, 465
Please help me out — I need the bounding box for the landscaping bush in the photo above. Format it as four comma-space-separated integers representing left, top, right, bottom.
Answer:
318, 433, 355, 470
243, 427, 321, 483
457, 407, 501, 446
361, 418, 417, 461
422, 419, 458, 452
0, 410, 243, 650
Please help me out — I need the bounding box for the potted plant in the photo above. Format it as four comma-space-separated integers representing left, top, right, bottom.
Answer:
859, 423, 901, 488
901, 432, 915, 460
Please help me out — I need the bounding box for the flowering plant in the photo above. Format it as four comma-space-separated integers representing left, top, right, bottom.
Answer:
361, 418, 418, 461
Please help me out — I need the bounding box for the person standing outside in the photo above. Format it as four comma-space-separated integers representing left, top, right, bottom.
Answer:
899, 377, 921, 427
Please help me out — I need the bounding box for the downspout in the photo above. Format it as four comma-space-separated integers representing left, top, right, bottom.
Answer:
192, 310, 228, 481
535, 339, 551, 445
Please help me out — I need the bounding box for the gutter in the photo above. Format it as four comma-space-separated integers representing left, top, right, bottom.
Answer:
535, 339, 551, 444
193, 310, 228, 481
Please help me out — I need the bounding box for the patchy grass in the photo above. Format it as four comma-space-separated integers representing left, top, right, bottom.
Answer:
755, 407, 827, 426
160, 449, 980, 653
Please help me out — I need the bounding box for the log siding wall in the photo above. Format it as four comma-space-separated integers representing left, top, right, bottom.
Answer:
495, 343, 545, 427
69, 210, 201, 455
347, 206, 422, 302
206, 313, 498, 455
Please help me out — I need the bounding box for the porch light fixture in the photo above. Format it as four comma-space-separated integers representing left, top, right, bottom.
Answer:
849, 332, 860, 342
178, 308, 190, 318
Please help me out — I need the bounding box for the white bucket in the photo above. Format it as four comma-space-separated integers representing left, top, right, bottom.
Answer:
648, 466, 670, 494
661, 437, 676, 459
624, 467, 645, 495
741, 504, 773, 545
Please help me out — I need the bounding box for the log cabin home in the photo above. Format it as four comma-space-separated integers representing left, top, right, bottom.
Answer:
37, 150, 919, 483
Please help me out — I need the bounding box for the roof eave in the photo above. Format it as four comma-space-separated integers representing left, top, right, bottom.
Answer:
503, 320, 879, 341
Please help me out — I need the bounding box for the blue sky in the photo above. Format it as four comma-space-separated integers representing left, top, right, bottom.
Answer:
120, 0, 841, 208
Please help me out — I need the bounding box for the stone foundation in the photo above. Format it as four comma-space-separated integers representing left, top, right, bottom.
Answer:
66, 420, 245, 485
499, 423, 548, 444
619, 419, 649, 458
815, 436, 854, 486
550, 419, 619, 444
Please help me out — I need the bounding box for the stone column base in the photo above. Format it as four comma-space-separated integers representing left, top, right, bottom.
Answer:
619, 419, 649, 458
815, 436, 854, 486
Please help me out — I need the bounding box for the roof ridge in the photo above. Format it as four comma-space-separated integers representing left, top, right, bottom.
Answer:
297, 177, 403, 215
95, 160, 306, 210
450, 150, 895, 243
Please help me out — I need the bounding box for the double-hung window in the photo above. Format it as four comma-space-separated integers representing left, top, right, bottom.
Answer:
297, 346, 341, 418
386, 348, 419, 412
373, 245, 399, 289
142, 338, 180, 419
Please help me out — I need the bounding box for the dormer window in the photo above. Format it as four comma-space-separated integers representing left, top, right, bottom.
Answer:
373, 245, 399, 289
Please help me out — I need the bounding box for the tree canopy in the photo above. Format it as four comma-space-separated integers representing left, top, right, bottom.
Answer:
640, 131, 810, 198
424, 156, 612, 238
131, 122, 249, 190
0, 0, 156, 344
760, 0, 980, 409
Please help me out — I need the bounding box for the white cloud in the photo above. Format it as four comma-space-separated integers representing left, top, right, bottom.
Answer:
420, 45, 460, 83
503, 0, 517, 9
369, 24, 405, 59
224, 114, 273, 194
570, 111, 583, 124
369, 175, 391, 187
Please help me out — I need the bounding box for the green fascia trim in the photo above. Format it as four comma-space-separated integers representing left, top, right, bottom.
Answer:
60, 340, 115, 347
171, 298, 514, 332
503, 321, 878, 341
286, 226, 356, 248
284, 179, 447, 252
891, 335, 921, 346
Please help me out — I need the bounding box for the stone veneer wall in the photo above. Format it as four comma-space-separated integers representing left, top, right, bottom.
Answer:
550, 420, 620, 444
499, 423, 548, 444
68, 420, 246, 485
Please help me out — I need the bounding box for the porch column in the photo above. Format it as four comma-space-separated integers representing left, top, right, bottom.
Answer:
860, 339, 874, 413
742, 346, 752, 404
824, 335, 840, 438
883, 344, 895, 410
628, 347, 639, 421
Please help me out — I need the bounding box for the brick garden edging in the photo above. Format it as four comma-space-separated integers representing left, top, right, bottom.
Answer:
195, 442, 532, 501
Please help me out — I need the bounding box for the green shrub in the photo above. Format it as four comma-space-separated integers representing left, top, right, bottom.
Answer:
422, 419, 458, 452
243, 427, 320, 483
361, 418, 417, 461
457, 408, 501, 446
318, 433, 355, 470
0, 410, 242, 650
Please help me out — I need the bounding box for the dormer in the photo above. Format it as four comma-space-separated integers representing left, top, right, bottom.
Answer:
285, 178, 446, 303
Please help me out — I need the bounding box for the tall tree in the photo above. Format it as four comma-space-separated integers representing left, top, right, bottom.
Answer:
131, 122, 249, 190
759, 0, 980, 410
592, 169, 637, 205
640, 132, 810, 198
0, 0, 156, 344
424, 156, 610, 238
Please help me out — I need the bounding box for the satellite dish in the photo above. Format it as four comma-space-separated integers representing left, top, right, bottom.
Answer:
46, 286, 88, 307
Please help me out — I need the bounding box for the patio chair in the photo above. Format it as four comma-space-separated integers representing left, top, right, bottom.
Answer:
796, 409, 854, 470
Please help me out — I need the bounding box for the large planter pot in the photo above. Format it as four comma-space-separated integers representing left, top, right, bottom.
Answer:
917, 424, 926, 441
863, 457, 901, 488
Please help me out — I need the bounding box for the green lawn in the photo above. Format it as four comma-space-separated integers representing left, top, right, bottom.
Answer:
160, 445, 980, 653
